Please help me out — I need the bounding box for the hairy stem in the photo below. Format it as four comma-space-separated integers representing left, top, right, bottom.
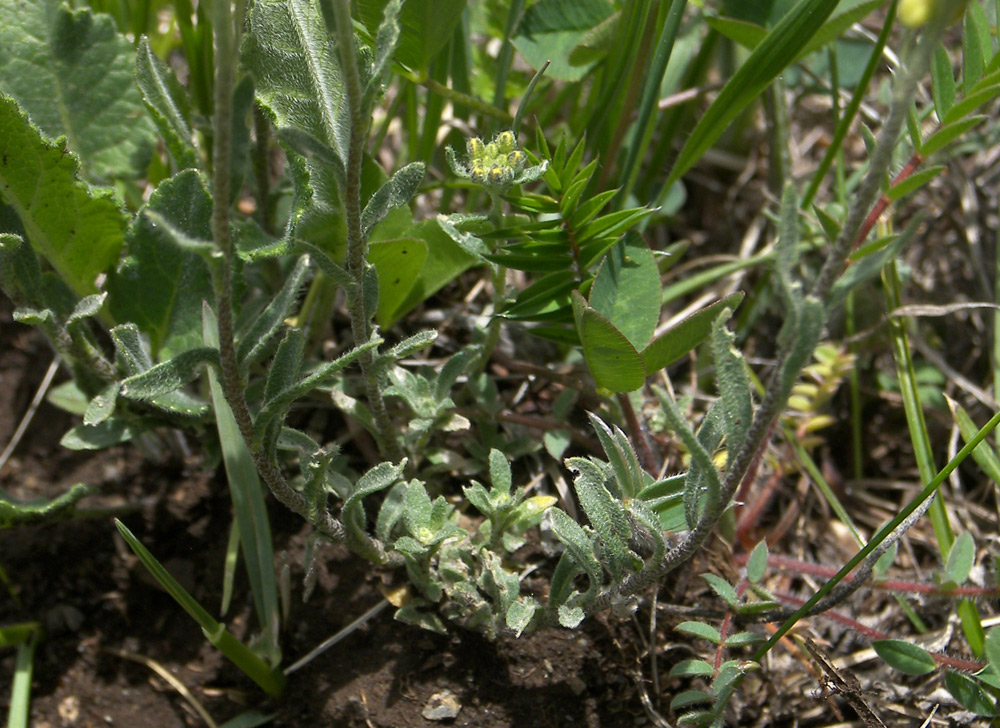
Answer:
331, 0, 404, 463
210, 0, 344, 540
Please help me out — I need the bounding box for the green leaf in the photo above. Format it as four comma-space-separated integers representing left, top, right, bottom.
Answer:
702, 573, 739, 607
587, 413, 644, 501
921, 115, 987, 157
725, 631, 765, 647
666, 0, 840, 188
369, 237, 429, 327
670, 691, 713, 711
747, 540, 768, 584
505, 599, 538, 638
135, 36, 197, 170
238, 255, 312, 367
641, 292, 744, 374
107, 170, 215, 358
120, 347, 220, 401
251, 337, 382, 445
361, 162, 425, 236
668, 660, 715, 678
356, 0, 466, 74
964, 7, 986, 91
0, 483, 89, 528
710, 309, 752, 454
944, 531, 976, 586
567, 456, 638, 580
872, 639, 936, 675
986, 627, 1000, 671
945, 671, 997, 716
0, 0, 156, 180
675, 621, 722, 643
60, 419, 140, 450
0, 95, 127, 298
244, 0, 347, 163
588, 232, 661, 350
572, 290, 646, 392
244, 0, 349, 258
512, 0, 615, 81
932, 44, 956, 121
886, 166, 944, 203
828, 216, 919, 309
489, 448, 513, 496
549, 508, 604, 598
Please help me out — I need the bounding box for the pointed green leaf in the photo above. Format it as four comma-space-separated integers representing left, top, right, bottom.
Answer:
872, 639, 936, 675
921, 115, 987, 157
135, 36, 197, 170
886, 166, 944, 203
702, 573, 739, 607
0, 95, 126, 298
567, 456, 639, 580
120, 347, 220, 401
237, 255, 312, 367
710, 309, 752, 454
361, 162, 425, 236
0, 0, 156, 180
641, 292, 744, 373
932, 44, 956, 120
549, 508, 603, 597
668, 660, 715, 678
572, 290, 646, 392
588, 232, 661, 350
489, 449, 512, 496
666, 0, 840, 188
60, 419, 140, 450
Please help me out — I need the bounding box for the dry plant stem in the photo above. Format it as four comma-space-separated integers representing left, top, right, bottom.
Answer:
332, 0, 403, 464
210, 0, 344, 540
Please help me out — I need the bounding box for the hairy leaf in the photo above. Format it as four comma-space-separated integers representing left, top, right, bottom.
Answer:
0, 95, 127, 298
0, 0, 156, 180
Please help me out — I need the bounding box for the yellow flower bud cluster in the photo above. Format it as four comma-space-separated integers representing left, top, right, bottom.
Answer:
465, 131, 528, 189
898, 0, 967, 28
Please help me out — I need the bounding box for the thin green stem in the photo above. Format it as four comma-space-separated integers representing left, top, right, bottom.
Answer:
331, 0, 403, 463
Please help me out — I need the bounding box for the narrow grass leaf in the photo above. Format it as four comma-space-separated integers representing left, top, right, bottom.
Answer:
666, 0, 840, 188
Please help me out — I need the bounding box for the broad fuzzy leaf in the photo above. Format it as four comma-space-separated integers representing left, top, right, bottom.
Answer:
120, 347, 220, 401
107, 170, 214, 358
567, 456, 640, 580
0, 95, 127, 298
0, 0, 156, 180
944, 531, 976, 586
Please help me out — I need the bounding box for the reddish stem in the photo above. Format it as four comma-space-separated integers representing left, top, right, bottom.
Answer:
774, 592, 985, 673
851, 151, 925, 254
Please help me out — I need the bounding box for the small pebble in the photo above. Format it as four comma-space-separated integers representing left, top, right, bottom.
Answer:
422, 689, 461, 721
